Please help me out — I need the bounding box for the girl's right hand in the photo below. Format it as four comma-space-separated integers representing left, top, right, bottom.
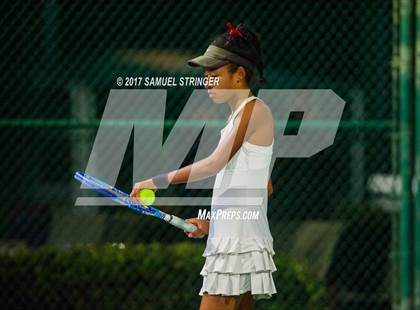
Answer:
184, 218, 209, 239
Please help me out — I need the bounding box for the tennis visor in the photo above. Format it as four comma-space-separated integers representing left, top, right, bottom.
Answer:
188, 45, 255, 71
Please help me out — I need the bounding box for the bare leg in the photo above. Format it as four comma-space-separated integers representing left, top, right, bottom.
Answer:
199, 292, 254, 310
237, 292, 255, 310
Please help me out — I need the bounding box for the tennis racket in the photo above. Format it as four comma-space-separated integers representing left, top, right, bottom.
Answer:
74, 171, 198, 233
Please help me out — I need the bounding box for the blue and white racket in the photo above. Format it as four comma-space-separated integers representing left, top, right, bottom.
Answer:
74, 171, 197, 233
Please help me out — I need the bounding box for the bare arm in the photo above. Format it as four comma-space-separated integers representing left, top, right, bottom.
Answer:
268, 177, 273, 196
166, 99, 257, 184
131, 100, 274, 196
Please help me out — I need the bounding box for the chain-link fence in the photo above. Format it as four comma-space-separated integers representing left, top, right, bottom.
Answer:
1, 0, 419, 309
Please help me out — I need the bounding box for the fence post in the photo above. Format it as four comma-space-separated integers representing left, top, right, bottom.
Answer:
399, 0, 415, 309
414, 0, 420, 307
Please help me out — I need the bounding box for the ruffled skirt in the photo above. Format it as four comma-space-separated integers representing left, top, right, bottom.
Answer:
199, 237, 277, 300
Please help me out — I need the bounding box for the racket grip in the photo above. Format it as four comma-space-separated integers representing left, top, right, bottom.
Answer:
167, 214, 197, 233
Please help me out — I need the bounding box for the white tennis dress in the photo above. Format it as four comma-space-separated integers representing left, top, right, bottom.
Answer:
199, 95, 277, 300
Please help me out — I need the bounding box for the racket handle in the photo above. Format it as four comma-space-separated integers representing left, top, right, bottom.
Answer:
167, 214, 197, 233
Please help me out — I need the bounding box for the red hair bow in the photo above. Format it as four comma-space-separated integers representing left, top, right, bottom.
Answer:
226, 22, 244, 38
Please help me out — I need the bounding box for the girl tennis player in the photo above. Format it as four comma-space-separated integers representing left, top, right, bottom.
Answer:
131, 22, 276, 309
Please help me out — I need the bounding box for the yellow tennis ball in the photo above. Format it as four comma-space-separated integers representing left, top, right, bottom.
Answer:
138, 189, 155, 206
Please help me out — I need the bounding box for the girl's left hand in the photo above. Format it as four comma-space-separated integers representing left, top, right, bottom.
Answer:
130, 179, 157, 198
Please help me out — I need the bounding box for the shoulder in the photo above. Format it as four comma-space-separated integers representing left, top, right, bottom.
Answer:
232, 98, 273, 134
237, 99, 273, 127
251, 98, 273, 120
235, 98, 272, 121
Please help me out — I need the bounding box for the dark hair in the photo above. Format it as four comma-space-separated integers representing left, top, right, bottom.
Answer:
211, 23, 267, 86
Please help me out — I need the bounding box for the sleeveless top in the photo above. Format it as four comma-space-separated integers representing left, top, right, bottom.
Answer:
204, 95, 275, 257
